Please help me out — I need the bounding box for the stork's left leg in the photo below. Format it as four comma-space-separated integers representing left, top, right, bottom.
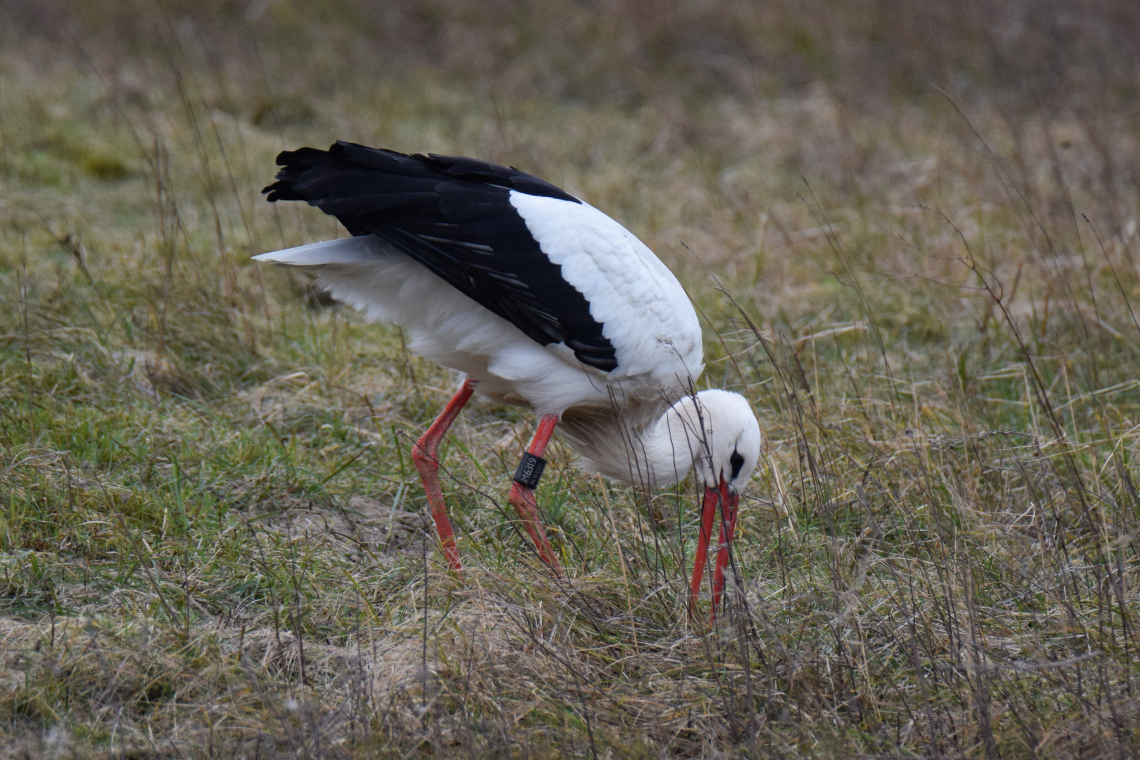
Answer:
412, 378, 477, 572
507, 414, 564, 575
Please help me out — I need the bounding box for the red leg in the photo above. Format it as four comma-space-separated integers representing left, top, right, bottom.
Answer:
411, 378, 477, 572
689, 486, 720, 617
710, 483, 740, 617
507, 414, 564, 575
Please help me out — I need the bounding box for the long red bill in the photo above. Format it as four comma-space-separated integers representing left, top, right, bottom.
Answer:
710, 481, 740, 617
689, 480, 740, 622
689, 484, 720, 616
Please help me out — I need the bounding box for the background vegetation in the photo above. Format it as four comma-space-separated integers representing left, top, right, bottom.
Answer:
3, 0, 1140, 756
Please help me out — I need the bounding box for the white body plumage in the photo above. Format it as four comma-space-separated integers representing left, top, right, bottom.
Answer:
256, 193, 760, 493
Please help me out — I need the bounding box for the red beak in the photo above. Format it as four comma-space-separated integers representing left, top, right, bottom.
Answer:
689, 479, 740, 622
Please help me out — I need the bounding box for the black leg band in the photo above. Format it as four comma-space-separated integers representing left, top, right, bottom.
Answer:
513, 452, 547, 489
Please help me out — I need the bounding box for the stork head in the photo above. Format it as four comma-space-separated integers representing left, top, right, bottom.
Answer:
671, 389, 761, 621
680, 389, 762, 494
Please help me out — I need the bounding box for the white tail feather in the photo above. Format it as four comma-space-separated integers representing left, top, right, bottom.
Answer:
252, 236, 383, 267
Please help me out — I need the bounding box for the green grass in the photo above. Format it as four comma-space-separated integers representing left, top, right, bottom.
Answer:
3, 1, 1140, 756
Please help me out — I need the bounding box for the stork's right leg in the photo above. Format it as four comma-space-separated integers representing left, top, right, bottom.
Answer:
507, 414, 564, 576
412, 378, 477, 572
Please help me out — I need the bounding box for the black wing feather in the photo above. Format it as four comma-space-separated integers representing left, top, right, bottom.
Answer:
264, 142, 617, 371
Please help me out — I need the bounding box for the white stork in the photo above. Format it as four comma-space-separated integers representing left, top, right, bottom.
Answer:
253, 142, 761, 617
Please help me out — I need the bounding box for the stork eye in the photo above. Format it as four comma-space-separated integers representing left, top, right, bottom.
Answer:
729, 449, 745, 479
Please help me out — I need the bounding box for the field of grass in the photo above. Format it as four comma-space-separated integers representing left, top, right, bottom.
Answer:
3, 1, 1140, 756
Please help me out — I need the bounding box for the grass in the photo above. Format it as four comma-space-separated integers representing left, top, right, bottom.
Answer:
3, 1, 1140, 756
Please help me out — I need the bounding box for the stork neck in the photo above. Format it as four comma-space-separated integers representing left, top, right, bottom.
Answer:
558, 394, 707, 489
639, 396, 707, 489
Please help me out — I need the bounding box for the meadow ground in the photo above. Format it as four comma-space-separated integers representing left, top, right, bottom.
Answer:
3, 1, 1140, 756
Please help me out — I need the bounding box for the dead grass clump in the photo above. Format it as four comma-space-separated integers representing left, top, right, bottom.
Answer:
240, 494, 430, 554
